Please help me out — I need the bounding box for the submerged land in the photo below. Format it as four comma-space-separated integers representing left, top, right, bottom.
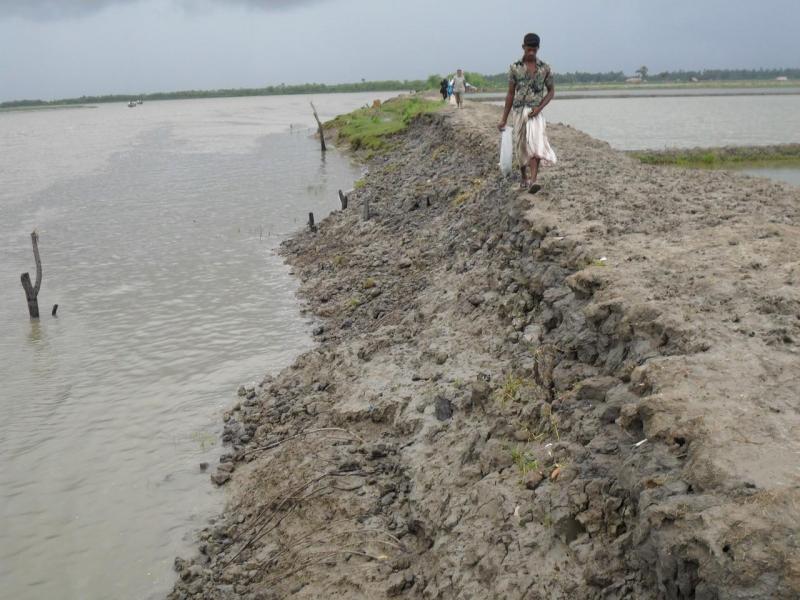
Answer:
629, 144, 800, 169
169, 97, 800, 599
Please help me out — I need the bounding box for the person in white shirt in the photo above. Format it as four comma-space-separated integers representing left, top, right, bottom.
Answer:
452, 69, 467, 109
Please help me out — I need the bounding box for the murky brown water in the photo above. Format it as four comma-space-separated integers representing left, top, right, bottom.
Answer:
543, 93, 800, 151
490, 91, 800, 185
0, 92, 394, 600
740, 165, 800, 186
492, 91, 800, 150
2, 88, 797, 600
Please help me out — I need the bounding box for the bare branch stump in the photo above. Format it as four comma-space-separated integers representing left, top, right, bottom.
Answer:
310, 102, 326, 152
20, 231, 42, 319
21, 274, 39, 319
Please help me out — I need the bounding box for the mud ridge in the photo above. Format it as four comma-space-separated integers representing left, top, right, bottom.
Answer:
169, 102, 800, 600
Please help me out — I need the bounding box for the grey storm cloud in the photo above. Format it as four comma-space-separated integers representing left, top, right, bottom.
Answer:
0, 0, 321, 20
0, 0, 138, 19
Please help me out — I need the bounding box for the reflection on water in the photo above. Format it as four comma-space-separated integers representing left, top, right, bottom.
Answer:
27, 318, 43, 343
740, 166, 800, 186
0, 93, 394, 600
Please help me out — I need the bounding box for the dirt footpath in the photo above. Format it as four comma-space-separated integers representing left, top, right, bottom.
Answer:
169, 101, 800, 600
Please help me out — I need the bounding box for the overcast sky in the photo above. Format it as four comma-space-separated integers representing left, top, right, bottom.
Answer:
0, 0, 798, 102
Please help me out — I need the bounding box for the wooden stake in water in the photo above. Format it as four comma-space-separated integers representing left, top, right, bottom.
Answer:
20, 230, 42, 319
310, 102, 326, 152
308, 212, 317, 232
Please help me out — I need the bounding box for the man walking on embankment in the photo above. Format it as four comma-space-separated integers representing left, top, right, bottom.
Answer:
498, 32, 557, 194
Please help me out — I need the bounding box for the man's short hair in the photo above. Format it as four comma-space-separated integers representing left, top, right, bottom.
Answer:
523, 33, 540, 47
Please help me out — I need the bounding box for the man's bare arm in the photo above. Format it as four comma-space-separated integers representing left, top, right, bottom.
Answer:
532, 80, 555, 117
498, 80, 515, 130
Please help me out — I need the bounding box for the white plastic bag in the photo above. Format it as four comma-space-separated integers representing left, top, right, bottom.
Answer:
499, 127, 513, 175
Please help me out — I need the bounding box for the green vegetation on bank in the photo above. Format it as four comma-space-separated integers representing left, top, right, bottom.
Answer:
630, 144, 800, 168
324, 96, 442, 152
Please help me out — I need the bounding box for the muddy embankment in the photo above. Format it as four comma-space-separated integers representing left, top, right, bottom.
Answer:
169, 101, 800, 599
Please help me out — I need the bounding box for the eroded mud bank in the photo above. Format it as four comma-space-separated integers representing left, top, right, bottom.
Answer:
170, 102, 800, 600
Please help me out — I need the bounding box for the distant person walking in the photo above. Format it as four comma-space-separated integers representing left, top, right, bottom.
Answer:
498, 33, 557, 194
452, 69, 467, 108
440, 78, 449, 101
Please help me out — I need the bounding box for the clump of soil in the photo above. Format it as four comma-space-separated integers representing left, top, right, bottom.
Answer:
169, 102, 800, 600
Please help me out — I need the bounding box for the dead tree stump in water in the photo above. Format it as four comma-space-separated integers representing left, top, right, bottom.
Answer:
20, 230, 42, 319
310, 102, 326, 152
338, 189, 348, 210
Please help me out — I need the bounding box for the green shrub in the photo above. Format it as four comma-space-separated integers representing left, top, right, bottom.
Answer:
326, 96, 443, 152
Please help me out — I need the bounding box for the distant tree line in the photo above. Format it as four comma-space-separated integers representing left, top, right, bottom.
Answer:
474, 67, 798, 88
431, 70, 629, 88
0, 80, 430, 109
2, 68, 797, 108
477, 71, 629, 86
649, 68, 800, 81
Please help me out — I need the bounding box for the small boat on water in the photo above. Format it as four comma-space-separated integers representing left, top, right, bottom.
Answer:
137, 99, 143, 105
128, 101, 136, 108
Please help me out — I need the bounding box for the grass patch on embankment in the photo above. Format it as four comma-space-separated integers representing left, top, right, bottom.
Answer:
324, 95, 443, 153
629, 144, 800, 169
